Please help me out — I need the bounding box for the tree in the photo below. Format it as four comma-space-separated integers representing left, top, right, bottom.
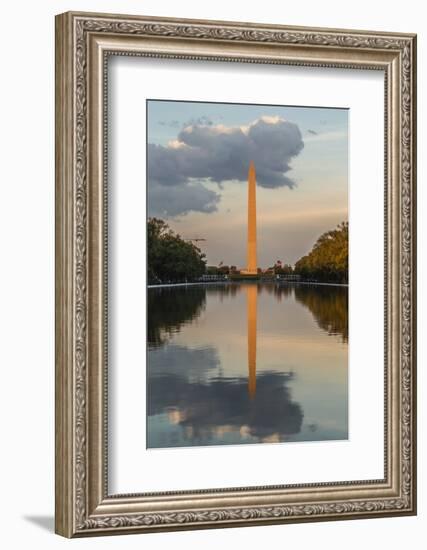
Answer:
275, 263, 293, 275
147, 218, 206, 283
294, 222, 348, 283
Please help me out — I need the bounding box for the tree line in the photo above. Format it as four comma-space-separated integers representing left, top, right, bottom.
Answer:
148, 218, 206, 284
147, 217, 348, 285
294, 221, 348, 283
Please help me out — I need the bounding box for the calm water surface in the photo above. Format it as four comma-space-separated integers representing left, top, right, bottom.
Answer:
147, 283, 348, 449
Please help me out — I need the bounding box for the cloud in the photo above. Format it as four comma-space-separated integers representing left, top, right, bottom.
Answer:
158, 115, 214, 129
184, 115, 213, 127
158, 120, 180, 128
148, 116, 304, 217
147, 371, 303, 447
148, 179, 220, 217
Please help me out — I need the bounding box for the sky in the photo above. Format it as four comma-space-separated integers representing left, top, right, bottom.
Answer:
147, 99, 348, 268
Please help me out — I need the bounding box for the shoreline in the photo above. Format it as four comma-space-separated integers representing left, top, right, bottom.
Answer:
148, 280, 349, 289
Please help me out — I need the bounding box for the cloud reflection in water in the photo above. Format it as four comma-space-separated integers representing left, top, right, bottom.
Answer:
147, 283, 348, 448
148, 370, 302, 448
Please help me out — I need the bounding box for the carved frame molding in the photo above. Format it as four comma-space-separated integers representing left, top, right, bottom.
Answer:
55, 11, 416, 537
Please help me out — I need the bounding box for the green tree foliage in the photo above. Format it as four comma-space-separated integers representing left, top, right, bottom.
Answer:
148, 218, 206, 283
294, 222, 348, 283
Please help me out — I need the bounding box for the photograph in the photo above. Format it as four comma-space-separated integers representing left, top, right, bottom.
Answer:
146, 100, 349, 449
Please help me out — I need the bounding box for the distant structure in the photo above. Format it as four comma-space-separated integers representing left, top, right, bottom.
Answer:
241, 161, 258, 276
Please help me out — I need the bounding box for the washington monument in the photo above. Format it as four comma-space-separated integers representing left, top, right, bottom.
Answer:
244, 160, 257, 275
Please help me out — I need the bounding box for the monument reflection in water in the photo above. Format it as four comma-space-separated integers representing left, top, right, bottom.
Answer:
147, 283, 348, 449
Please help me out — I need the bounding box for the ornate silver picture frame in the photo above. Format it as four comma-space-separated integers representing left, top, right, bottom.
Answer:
55, 11, 416, 537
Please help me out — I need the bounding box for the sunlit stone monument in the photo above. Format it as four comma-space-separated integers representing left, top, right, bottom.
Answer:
241, 161, 258, 277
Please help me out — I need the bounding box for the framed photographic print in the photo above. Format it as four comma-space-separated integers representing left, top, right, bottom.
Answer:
55, 11, 417, 537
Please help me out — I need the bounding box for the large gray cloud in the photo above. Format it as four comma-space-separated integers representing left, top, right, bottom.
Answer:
148, 178, 220, 217
148, 116, 304, 217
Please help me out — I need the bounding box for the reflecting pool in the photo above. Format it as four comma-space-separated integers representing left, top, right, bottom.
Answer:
147, 283, 348, 448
